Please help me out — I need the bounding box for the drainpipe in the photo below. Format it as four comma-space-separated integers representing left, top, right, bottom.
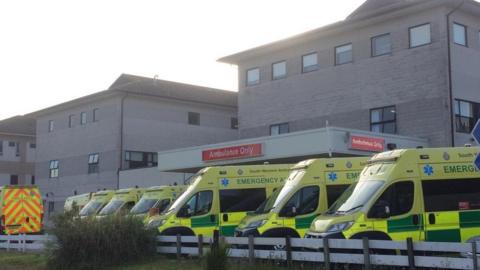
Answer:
446, 0, 465, 147
118, 93, 128, 189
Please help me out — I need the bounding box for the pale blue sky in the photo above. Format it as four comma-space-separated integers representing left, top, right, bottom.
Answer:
1, 0, 368, 120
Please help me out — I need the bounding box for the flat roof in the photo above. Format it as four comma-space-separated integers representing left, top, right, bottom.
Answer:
157, 126, 429, 173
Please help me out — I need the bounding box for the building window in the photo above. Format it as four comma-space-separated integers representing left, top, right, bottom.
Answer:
372, 34, 391, 57
30, 143, 36, 149
231, 117, 238, 130
125, 151, 158, 169
272, 61, 286, 80
10, 175, 18, 185
246, 68, 260, 86
370, 106, 396, 134
31, 175, 35, 185
48, 120, 54, 132
335, 44, 353, 65
49, 160, 59, 178
0, 141, 3, 156
93, 108, 99, 122
455, 99, 480, 133
270, 123, 289, 136
453, 23, 467, 46
68, 114, 74, 128
15, 142, 19, 157
80, 112, 87, 125
188, 112, 200, 125
8, 141, 15, 147
88, 153, 99, 174
409, 23, 431, 48
302, 52, 318, 73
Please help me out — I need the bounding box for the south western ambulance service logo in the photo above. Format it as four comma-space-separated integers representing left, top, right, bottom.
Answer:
221, 178, 230, 187
237, 169, 244, 175
328, 172, 338, 182
423, 164, 434, 176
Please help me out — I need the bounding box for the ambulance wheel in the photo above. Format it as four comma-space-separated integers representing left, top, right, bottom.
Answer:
261, 228, 300, 251
351, 231, 395, 255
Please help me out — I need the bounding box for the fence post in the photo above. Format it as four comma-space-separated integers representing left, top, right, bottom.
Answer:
248, 235, 254, 264
323, 238, 330, 270
198, 234, 203, 257
406, 238, 415, 270
6, 234, 10, 252
286, 235, 292, 266
176, 234, 181, 259
22, 234, 26, 253
362, 238, 371, 270
472, 241, 478, 270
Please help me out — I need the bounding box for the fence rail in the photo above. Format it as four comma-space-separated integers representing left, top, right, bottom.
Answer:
1, 233, 479, 269
157, 235, 480, 270
0, 234, 54, 252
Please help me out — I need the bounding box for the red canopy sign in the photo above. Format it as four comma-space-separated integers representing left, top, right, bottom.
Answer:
202, 144, 263, 162
350, 135, 385, 152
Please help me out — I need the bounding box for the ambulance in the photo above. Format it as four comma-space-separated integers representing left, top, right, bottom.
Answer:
78, 190, 115, 218
235, 157, 368, 239
0, 186, 44, 234
97, 188, 144, 217
146, 164, 291, 236
64, 192, 93, 213
306, 147, 480, 245
130, 185, 186, 219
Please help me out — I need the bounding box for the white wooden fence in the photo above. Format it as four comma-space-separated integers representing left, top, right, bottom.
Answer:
1, 233, 479, 269
0, 234, 54, 252
157, 235, 480, 270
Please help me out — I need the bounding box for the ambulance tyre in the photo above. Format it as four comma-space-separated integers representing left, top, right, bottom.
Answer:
262, 228, 300, 251
159, 227, 196, 251
351, 231, 394, 255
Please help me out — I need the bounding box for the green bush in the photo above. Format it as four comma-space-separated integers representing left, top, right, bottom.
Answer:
47, 212, 157, 270
204, 243, 229, 270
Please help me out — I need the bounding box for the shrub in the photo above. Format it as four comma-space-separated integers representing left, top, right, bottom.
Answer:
47, 212, 157, 270
204, 242, 229, 270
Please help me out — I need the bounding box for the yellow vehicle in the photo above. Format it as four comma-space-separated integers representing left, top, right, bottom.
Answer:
78, 190, 115, 218
130, 185, 186, 219
97, 188, 144, 217
64, 192, 93, 213
0, 185, 44, 234
147, 164, 292, 236
235, 157, 368, 239
306, 147, 480, 244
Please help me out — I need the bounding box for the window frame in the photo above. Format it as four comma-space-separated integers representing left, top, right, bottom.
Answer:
370, 105, 397, 134
48, 120, 54, 132
422, 178, 480, 212
0, 140, 3, 156
368, 180, 415, 219
49, 160, 59, 179
454, 99, 480, 133
335, 43, 353, 65
371, 33, 392, 57
219, 188, 266, 213
246, 67, 260, 86
230, 117, 238, 130
272, 60, 287, 80
453, 22, 468, 47
188, 112, 200, 126
10, 175, 18, 185
124, 151, 158, 169
93, 108, 99, 122
409, 23, 432, 48
80, 112, 87, 125
88, 153, 100, 174
270, 122, 290, 136
68, 114, 75, 128
302, 52, 318, 73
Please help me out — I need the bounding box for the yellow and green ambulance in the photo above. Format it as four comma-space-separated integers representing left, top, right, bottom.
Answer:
235, 157, 368, 239
64, 192, 93, 213
97, 188, 144, 217
78, 190, 115, 218
130, 185, 186, 219
146, 164, 291, 236
306, 147, 480, 245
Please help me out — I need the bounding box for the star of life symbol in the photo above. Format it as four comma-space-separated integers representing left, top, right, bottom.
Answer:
328, 172, 338, 182
221, 178, 229, 187
423, 165, 434, 176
